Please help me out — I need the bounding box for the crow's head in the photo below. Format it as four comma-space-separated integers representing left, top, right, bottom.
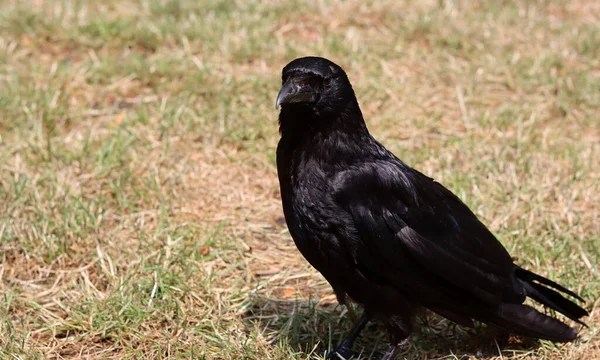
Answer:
276, 57, 355, 114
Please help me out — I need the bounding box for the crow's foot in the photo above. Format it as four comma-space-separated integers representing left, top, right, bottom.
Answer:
380, 338, 409, 360
326, 339, 360, 360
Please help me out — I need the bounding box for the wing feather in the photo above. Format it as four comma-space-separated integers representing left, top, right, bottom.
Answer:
336, 161, 521, 308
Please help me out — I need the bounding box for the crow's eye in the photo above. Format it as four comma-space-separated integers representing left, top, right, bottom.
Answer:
323, 77, 332, 87
297, 77, 318, 89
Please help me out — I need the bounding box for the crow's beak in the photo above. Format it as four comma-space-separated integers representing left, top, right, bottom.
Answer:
276, 78, 294, 109
275, 77, 314, 109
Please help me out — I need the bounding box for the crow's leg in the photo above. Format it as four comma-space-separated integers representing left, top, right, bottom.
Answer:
380, 338, 409, 360
326, 311, 372, 360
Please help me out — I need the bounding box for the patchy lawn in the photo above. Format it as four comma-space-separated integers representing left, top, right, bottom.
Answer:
0, 0, 598, 359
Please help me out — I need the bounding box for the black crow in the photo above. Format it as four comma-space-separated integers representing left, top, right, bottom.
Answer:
275, 56, 588, 360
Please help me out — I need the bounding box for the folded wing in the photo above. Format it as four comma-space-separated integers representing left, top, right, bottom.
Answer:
333, 159, 585, 329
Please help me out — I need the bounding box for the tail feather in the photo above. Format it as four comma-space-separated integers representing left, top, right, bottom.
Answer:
516, 267, 584, 302
482, 266, 589, 342
491, 303, 579, 342
515, 266, 588, 326
522, 281, 589, 325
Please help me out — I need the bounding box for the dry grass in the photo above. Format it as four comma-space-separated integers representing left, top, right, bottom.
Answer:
0, 0, 598, 359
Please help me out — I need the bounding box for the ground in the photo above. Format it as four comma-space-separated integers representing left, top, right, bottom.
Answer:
0, 0, 598, 359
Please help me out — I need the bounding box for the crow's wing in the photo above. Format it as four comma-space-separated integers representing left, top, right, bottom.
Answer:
333, 160, 524, 308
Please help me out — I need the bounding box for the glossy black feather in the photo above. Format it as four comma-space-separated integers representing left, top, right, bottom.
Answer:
275, 56, 588, 347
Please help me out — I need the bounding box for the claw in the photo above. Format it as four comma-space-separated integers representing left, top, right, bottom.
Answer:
326, 339, 359, 360
380, 338, 409, 360
325, 312, 371, 360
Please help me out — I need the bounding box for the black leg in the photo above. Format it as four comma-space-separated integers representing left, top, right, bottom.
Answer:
344, 311, 371, 347
326, 312, 372, 360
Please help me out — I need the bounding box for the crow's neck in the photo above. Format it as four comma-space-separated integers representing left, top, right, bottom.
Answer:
278, 101, 374, 162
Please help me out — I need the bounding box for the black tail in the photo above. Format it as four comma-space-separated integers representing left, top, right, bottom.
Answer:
491, 303, 579, 342
489, 267, 588, 342
516, 267, 589, 325
487, 267, 589, 342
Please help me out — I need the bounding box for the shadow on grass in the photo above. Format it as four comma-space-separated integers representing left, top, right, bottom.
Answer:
241, 294, 544, 359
